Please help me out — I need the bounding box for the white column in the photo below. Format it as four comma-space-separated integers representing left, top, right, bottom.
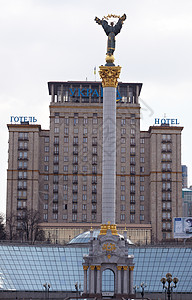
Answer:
102, 86, 116, 224
117, 266, 122, 294
123, 266, 128, 294
83, 266, 88, 294
129, 266, 134, 294
96, 265, 101, 294
90, 265, 95, 294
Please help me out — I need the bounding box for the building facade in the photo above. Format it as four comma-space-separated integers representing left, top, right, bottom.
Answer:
182, 188, 192, 217
6, 81, 183, 242
182, 165, 188, 188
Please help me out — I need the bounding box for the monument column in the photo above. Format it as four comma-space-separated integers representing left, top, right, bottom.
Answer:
129, 266, 134, 294
117, 265, 122, 294
90, 265, 95, 294
99, 65, 121, 225
96, 265, 101, 294
83, 266, 88, 294
123, 266, 128, 294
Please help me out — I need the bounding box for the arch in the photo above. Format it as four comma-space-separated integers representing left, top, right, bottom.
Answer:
102, 268, 115, 292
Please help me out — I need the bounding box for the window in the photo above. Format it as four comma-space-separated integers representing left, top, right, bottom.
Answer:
120, 214, 125, 221
63, 184, 68, 191
44, 137, 49, 143
64, 156, 68, 162
130, 214, 135, 222
44, 156, 49, 162
44, 175, 49, 181
84, 117, 88, 125
55, 116, 59, 124
121, 138, 125, 144
121, 147, 126, 153
63, 165, 68, 172
140, 147, 145, 153
83, 156, 87, 162
140, 157, 145, 163
121, 166, 125, 173
140, 185, 144, 192
54, 127, 59, 133
140, 166, 144, 173
64, 147, 68, 153
140, 138, 145, 144
131, 128, 135, 135
140, 205, 144, 211
83, 128, 88, 135
64, 137, 68, 143
121, 128, 126, 134
83, 137, 88, 143
43, 204, 48, 210
53, 213, 58, 220
82, 166, 87, 172
53, 165, 59, 173
130, 176, 135, 184
93, 118, 97, 124
44, 214, 48, 221
65, 117, 69, 125
121, 157, 126, 163
73, 136, 78, 144
140, 195, 144, 201
121, 205, 125, 211
63, 214, 67, 220
44, 184, 49, 191
64, 127, 69, 135
140, 176, 144, 182
140, 215, 144, 221
121, 195, 125, 201
45, 146, 49, 152
83, 176, 87, 182
63, 175, 68, 181
121, 185, 125, 191
82, 204, 87, 210
82, 194, 87, 201
44, 194, 49, 201
83, 185, 87, 191
72, 214, 77, 221
130, 147, 135, 154
63, 194, 67, 201
121, 119, 126, 126
121, 176, 125, 182
130, 119, 135, 124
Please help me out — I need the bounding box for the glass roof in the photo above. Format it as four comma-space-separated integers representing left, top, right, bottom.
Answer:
0, 245, 191, 293
68, 230, 134, 245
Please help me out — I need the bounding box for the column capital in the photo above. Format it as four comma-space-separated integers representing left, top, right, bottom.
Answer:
96, 265, 101, 270
117, 265, 122, 271
90, 265, 95, 270
99, 65, 121, 88
123, 266, 128, 271
129, 266, 134, 271
83, 265, 89, 270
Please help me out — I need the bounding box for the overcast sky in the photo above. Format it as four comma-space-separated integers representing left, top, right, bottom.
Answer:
0, 0, 192, 215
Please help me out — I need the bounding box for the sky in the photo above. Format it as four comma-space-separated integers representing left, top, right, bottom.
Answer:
0, 0, 192, 215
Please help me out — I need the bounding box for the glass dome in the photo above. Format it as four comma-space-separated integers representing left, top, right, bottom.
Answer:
68, 229, 134, 245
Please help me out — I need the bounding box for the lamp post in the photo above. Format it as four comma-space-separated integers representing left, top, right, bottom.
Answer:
161, 273, 179, 300
43, 283, 51, 300
75, 282, 81, 297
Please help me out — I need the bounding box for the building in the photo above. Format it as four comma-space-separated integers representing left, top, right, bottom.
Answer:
182, 165, 188, 188
182, 188, 192, 217
6, 81, 183, 242
0, 238, 191, 299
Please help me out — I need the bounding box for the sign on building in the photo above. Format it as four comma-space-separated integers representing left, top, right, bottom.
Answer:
174, 217, 192, 238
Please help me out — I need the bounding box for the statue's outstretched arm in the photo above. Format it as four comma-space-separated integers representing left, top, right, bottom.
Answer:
120, 14, 126, 22
95, 16, 102, 25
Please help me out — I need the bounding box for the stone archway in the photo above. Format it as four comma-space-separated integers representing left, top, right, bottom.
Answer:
102, 268, 115, 292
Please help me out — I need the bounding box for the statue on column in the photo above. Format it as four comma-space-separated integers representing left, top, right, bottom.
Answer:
95, 14, 126, 65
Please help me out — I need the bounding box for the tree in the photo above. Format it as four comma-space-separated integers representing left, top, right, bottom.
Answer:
0, 213, 6, 240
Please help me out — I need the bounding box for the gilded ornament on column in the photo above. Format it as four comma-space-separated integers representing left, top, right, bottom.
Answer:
99, 65, 121, 88
83, 265, 89, 270
96, 265, 101, 270
90, 265, 95, 270
129, 266, 134, 271
117, 266, 122, 271
123, 266, 128, 271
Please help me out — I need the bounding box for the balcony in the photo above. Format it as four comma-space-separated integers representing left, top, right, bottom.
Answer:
161, 159, 172, 163
73, 189, 78, 193
73, 161, 78, 165
162, 139, 172, 143
92, 190, 97, 194
162, 217, 172, 222
73, 170, 78, 174
17, 186, 27, 190
162, 168, 172, 172
130, 153, 135, 156
92, 208, 97, 213
92, 152, 97, 156
54, 151, 59, 155
53, 208, 58, 213
130, 190, 135, 194
53, 199, 58, 203
72, 208, 77, 213
73, 151, 78, 155
92, 199, 97, 203
53, 189, 58, 193
18, 137, 28, 141
162, 228, 172, 232
130, 171, 136, 175
92, 170, 97, 174
130, 210, 135, 214
54, 142, 59, 146
92, 180, 97, 184
92, 162, 97, 165
92, 142, 97, 146
73, 180, 78, 184
72, 199, 77, 203
73, 142, 78, 146
130, 161, 136, 166
18, 147, 28, 151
